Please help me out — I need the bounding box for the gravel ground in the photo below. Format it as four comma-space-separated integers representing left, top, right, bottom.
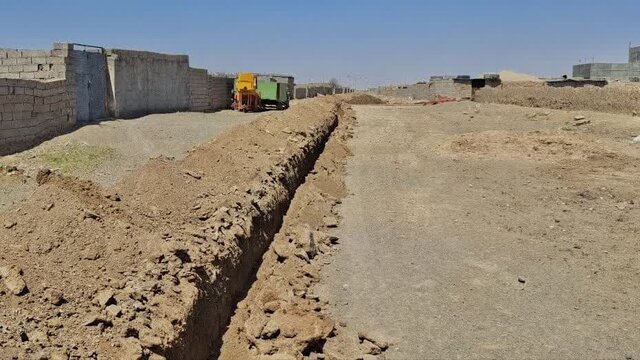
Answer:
0, 110, 258, 211
318, 102, 640, 358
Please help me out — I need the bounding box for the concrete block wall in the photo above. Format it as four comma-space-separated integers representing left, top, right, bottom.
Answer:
372, 80, 471, 100
573, 62, 640, 81
428, 79, 472, 99
294, 87, 307, 99
188, 67, 211, 111
0, 43, 75, 119
106, 49, 189, 118
0, 47, 67, 80
629, 46, 640, 63
0, 78, 74, 154
209, 75, 233, 110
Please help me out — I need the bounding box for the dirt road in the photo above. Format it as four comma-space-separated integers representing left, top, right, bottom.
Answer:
318, 103, 640, 358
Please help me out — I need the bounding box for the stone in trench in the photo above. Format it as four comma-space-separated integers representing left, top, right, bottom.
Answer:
262, 300, 281, 314
0, 266, 28, 296
272, 241, 291, 261
245, 314, 268, 339
261, 319, 280, 339
295, 226, 317, 259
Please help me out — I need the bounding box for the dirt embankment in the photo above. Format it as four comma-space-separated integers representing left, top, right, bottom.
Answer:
0, 96, 352, 359
475, 82, 640, 115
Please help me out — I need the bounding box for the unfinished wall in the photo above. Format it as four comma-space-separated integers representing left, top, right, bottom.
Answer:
0, 47, 68, 80
106, 49, 189, 118
294, 86, 307, 99
428, 79, 472, 99
372, 80, 471, 100
0, 43, 75, 118
474, 82, 640, 115
0, 78, 74, 154
188, 68, 210, 112
209, 75, 233, 110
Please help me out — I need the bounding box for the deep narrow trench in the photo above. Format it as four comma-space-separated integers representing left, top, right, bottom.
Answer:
207, 109, 342, 359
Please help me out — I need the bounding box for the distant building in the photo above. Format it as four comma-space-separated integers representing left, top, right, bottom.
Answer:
573, 46, 640, 82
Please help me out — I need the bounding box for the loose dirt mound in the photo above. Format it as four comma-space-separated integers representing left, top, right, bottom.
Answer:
475, 84, 640, 115
343, 93, 386, 105
0, 97, 343, 359
499, 70, 543, 82
441, 130, 637, 166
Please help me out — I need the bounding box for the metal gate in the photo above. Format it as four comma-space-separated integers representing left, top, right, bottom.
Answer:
72, 45, 108, 122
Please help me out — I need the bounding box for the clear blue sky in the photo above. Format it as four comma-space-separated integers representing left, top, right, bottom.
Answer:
1, 0, 639, 88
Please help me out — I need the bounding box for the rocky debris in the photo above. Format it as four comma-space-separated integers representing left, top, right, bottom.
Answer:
573, 115, 586, 121
35, 168, 52, 185
631, 135, 640, 144
28, 329, 49, 344
262, 300, 281, 314
3, 221, 16, 229
0, 266, 28, 296
295, 225, 317, 260
245, 314, 268, 339
82, 314, 112, 327
272, 242, 291, 261
183, 169, 203, 180
82, 209, 101, 220
43, 288, 65, 306
322, 216, 339, 228
357, 331, 390, 351
518, 276, 527, 284
574, 119, 591, 126
261, 319, 280, 339
106, 304, 123, 318
360, 339, 382, 355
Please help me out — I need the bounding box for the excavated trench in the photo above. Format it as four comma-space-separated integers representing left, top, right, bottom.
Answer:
176, 106, 342, 359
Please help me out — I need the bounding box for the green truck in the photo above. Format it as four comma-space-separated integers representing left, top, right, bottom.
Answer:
257, 78, 291, 110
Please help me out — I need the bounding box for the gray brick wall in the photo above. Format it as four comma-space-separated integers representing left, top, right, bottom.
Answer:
629, 46, 640, 63
0, 47, 68, 80
208, 75, 233, 110
0, 78, 74, 154
188, 68, 211, 111
106, 49, 190, 118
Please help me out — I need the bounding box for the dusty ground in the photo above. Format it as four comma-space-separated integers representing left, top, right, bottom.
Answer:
0, 110, 257, 211
316, 102, 640, 358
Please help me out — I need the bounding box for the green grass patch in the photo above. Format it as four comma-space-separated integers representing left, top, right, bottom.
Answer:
38, 143, 117, 173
